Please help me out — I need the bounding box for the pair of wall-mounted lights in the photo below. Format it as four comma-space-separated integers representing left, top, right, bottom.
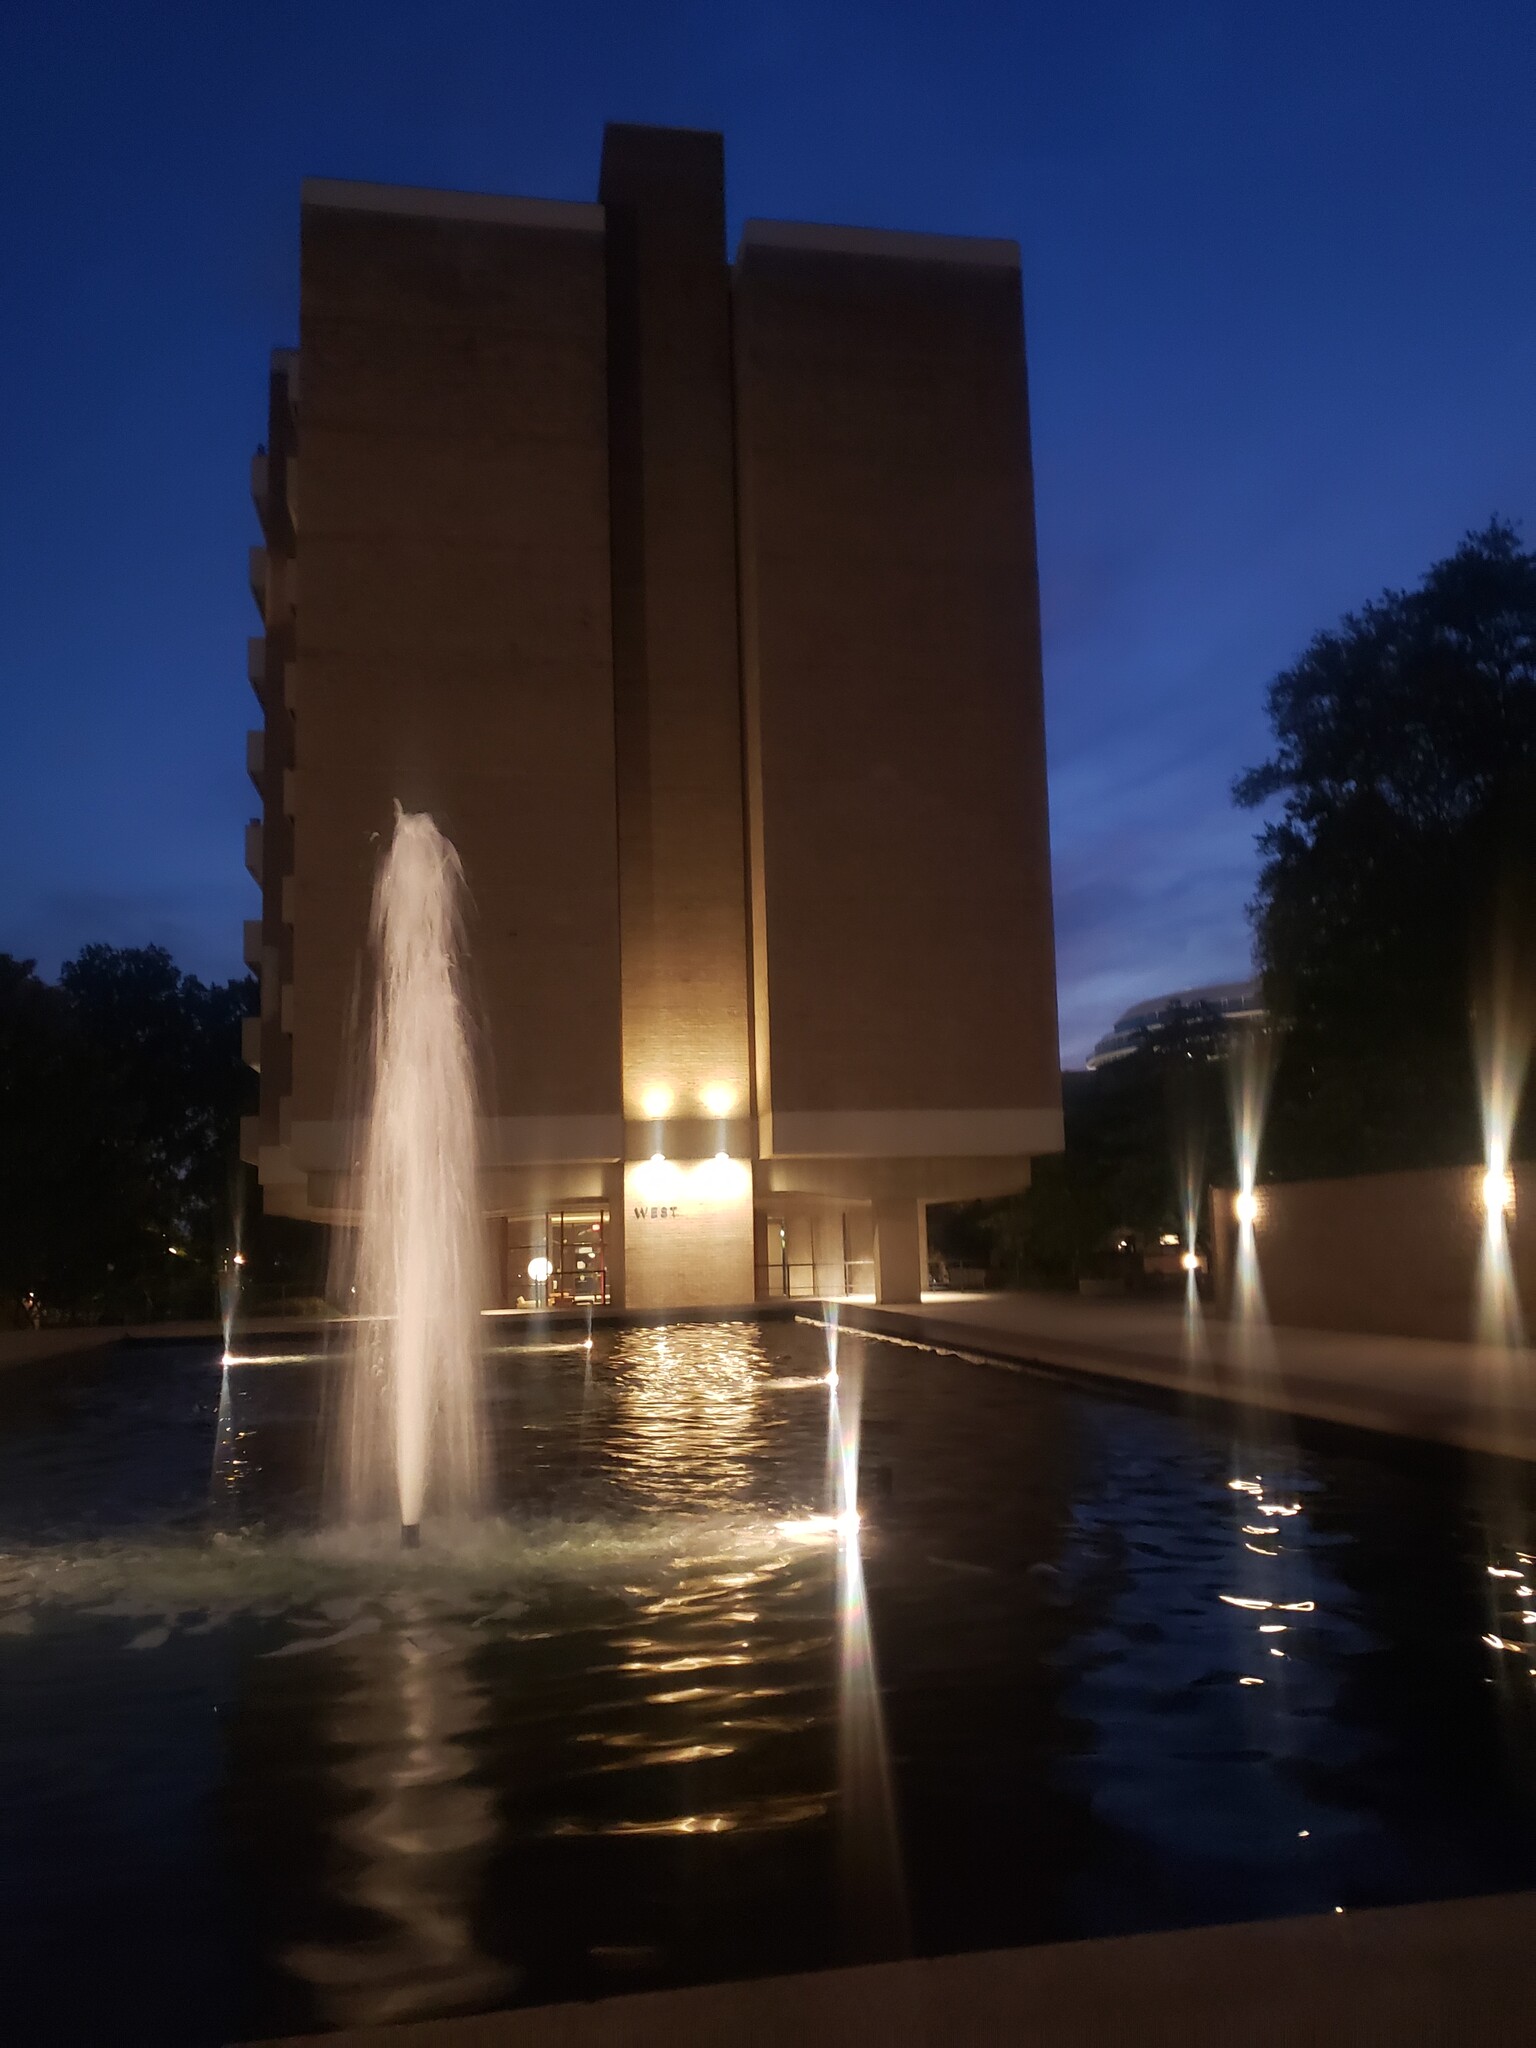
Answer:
640, 1084, 737, 1120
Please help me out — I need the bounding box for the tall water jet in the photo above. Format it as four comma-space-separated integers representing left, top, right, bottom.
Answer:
340, 807, 486, 1538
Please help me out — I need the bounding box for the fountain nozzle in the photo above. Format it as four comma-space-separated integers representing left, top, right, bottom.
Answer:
401, 1523, 421, 1550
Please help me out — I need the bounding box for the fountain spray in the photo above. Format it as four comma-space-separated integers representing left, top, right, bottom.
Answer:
340, 807, 487, 1541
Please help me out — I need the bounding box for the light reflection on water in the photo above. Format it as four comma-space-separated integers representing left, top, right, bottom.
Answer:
280, 1619, 511, 2029
825, 1321, 907, 1960
9, 1322, 1536, 2040
605, 1322, 770, 1511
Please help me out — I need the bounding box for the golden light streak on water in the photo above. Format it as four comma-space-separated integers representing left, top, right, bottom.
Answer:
607, 1322, 767, 1512
280, 1619, 508, 2027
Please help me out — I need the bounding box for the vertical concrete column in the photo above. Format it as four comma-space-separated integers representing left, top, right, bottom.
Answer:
601, 123, 756, 1312
752, 1210, 770, 1299
602, 1162, 627, 1309
872, 1198, 926, 1304
812, 1208, 845, 1298
785, 1212, 816, 1296
844, 1205, 875, 1296
485, 1215, 509, 1310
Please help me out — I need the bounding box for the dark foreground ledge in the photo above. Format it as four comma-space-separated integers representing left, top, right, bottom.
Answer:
255, 1889, 1536, 2046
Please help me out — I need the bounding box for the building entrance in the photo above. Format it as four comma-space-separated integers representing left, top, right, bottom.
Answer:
503, 1210, 609, 1308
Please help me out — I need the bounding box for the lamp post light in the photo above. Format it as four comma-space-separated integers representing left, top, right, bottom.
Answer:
527, 1253, 553, 1309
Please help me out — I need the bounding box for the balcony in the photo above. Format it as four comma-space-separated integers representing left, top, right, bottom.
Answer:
241, 1016, 262, 1074
246, 729, 264, 787
244, 818, 263, 883
242, 920, 262, 970
239, 1115, 260, 1168
250, 450, 269, 522
247, 638, 266, 702
248, 546, 267, 619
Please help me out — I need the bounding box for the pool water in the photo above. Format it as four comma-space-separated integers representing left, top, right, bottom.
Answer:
3, 1315, 1536, 2045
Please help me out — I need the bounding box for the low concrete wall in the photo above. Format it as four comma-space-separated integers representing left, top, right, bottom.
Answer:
1213, 1160, 1534, 1342
0, 1328, 123, 1370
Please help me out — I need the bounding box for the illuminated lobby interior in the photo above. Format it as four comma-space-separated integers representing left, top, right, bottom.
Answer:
242, 121, 1062, 1311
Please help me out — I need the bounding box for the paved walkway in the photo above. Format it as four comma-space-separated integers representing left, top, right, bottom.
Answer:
844, 1290, 1536, 1462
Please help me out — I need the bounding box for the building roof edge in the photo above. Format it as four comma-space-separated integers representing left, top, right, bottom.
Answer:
735, 217, 1019, 270
300, 178, 604, 234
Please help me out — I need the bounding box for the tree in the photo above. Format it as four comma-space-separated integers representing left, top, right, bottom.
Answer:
0, 946, 255, 1324
0, 956, 79, 1321
972, 1003, 1241, 1288
1235, 520, 1536, 1178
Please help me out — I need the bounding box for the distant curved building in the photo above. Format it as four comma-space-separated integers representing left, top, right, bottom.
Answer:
1086, 978, 1264, 1070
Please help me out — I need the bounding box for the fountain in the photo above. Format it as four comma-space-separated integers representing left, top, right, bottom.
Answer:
337, 806, 487, 1541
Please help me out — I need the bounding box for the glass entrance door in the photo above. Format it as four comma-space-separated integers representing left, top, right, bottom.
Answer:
549, 1209, 607, 1305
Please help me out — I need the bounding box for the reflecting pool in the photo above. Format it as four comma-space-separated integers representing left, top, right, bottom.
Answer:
4, 1317, 1536, 2044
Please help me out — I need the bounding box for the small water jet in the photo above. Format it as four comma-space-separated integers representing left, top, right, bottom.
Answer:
338, 807, 487, 1539
1224, 1022, 1278, 1376
823, 1310, 906, 1959
1473, 969, 1531, 1352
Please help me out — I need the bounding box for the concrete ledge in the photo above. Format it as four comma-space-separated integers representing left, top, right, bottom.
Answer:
0, 1327, 123, 1369
844, 1293, 1536, 1462
256, 1889, 1536, 2045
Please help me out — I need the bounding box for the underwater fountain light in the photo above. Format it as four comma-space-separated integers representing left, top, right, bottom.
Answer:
1482, 1167, 1516, 1217
1181, 1251, 1201, 1273
1233, 1190, 1259, 1227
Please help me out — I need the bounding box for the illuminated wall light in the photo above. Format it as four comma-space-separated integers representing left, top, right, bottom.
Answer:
640, 1085, 673, 1120
701, 1084, 736, 1118
1482, 1167, 1515, 1217
1233, 1190, 1260, 1227
1158, 1232, 1180, 1247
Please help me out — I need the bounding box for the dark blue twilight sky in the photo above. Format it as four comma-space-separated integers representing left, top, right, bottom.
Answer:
1, 3, 1532, 1064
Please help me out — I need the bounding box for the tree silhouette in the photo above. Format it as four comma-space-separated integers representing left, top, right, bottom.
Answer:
1236, 519, 1536, 1176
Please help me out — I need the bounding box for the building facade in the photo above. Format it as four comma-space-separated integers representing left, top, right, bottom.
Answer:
242, 123, 1061, 1311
